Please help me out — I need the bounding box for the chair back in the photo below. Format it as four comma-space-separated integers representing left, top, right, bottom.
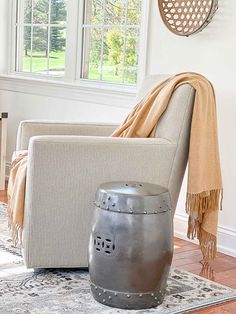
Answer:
137, 75, 195, 208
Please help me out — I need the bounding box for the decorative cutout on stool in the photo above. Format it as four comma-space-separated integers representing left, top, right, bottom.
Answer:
94, 234, 116, 256
158, 0, 218, 36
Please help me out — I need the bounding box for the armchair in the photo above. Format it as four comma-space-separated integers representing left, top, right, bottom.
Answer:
16, 75, 195, 268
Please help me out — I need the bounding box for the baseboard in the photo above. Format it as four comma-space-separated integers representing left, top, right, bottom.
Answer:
174, 213, 236, 258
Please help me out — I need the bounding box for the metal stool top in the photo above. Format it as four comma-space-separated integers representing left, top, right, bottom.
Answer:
95, 181, 172, 215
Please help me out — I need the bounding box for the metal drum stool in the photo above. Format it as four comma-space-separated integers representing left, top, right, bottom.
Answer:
89, 181, 173, 310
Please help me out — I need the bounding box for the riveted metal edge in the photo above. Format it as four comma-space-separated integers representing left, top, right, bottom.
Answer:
90, 282, 165, 309
93, 199, 172, 214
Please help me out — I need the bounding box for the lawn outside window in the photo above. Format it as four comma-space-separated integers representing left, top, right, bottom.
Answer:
11, 0, 149, 90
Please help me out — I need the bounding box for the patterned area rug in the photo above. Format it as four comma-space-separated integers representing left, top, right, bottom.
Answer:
0, 203, 236, 314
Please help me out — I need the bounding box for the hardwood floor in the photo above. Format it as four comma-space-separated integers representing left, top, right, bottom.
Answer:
0, 187, 7, 204
172, 238, 236, 313
1, 188, 236, 313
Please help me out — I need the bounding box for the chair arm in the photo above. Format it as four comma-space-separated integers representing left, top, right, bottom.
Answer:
26, 135, 176, 211
27, 135, 175, 186
23, 135, 176, 267
16, 120, 119, 150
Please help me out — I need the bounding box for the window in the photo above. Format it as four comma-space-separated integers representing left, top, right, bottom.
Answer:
15, 0, 67, 76
82, 0, 142, 84
13, 0, 145, 86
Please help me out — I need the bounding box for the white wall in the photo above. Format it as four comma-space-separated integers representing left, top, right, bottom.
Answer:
0, 89, 130, 162
146, 0, 236, 256
0, 0, 236, 256
0, 1, 9, 74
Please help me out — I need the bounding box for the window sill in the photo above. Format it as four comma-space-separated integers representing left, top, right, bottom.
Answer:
0, 74, 137, 108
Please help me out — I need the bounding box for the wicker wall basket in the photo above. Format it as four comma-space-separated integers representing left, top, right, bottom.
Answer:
158, 0, 218, 36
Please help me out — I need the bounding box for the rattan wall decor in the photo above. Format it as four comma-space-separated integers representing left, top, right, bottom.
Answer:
158, 0, 218, 36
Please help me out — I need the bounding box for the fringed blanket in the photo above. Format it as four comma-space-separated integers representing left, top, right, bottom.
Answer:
112, 72, 223, 261
7, 151, 28, 245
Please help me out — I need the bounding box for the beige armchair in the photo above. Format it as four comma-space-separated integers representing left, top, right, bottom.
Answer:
15, 75, 195, 268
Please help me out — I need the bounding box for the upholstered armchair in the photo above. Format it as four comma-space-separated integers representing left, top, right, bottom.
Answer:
15, 75, 195, 268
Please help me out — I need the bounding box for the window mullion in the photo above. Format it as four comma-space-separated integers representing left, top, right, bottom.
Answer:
30, 0, 34, 72
16, 23, 67, 27
82, 24, 139, 29
99, 0, 106, 81
137, 0, 150, 88
47, 0, 52, 74
15, 0, 25, 72
122, 0, 128, 83
64, 0, 80, 81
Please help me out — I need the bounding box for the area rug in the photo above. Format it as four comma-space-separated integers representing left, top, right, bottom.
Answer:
0, 202, 236, 314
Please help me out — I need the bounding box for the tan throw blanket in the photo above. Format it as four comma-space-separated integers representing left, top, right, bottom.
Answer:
112, 72, 223, 260
8, 72, 222, 261
7, 151, 28, 245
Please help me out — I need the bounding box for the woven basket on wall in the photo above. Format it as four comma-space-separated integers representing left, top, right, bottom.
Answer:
158, 0, 218, 36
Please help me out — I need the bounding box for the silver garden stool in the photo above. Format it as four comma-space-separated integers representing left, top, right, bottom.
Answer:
89, 181, 173, 310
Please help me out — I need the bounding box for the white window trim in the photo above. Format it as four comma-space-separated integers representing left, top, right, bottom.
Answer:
1, 0, 150, 106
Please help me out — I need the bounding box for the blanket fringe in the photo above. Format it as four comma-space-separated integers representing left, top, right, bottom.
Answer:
199, 259, 215, 281
186, 189, 223, 260
199, 228, 217, 260
7, 204, 23, 247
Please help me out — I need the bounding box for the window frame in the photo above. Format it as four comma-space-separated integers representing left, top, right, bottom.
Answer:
80, 1, 143, 85
8, 0, 150, 93
12, 0, 70, 80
